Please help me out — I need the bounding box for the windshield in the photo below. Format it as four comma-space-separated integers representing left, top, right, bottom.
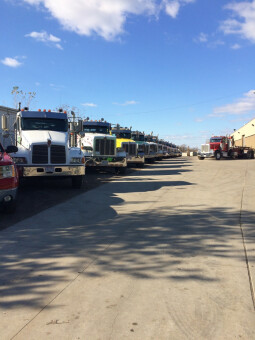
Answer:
132, 134, 145, 142
83, 126, 109, 134
21, 118, 68, 132
210, 138, 222, 143
112, 132, 131, 139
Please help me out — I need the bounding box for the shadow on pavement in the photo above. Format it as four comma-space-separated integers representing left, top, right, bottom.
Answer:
1, 170, 254, 309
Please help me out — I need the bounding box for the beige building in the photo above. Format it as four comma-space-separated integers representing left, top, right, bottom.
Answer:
231, 117, 255, 148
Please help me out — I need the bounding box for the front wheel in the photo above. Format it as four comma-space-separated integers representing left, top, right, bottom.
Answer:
215, 151, 221, 160
198, 156, 204, 160
247, 150, 254, 159
4, 200, 17, 213
115, 167, 127, 175
72, 175, 84, 189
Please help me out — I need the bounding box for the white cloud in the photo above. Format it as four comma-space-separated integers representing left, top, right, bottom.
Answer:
82, 103, 97, 107
164, 1, 180, 18
1, 57, 22, 68
22, 0, 196, 40
195, 32, 208, 43
113, 100, 138, 106
207, 40, 225, 48
25, 31, 63, 49
163, 0, 195, 19
23, 0, 156, 41
231, 43, 241, 49
49, 83, 65, 90
213, 90, 255, 116
221, 1, 255, 43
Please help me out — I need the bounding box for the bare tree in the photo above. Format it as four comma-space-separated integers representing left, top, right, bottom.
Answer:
11, 86, 36, 109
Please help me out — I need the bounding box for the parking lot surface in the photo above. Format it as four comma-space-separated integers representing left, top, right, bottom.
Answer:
1, 158, 255, 339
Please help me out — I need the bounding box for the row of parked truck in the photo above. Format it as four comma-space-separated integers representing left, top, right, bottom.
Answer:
0, 107, 181, 212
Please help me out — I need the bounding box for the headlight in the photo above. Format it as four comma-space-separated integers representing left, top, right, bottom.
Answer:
70, 157, 83, 164
0, 165, 15, 179
12, 157, 27, 164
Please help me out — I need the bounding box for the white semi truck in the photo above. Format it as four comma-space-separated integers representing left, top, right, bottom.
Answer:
79, 120, 127, 173
144, 134, 158, 163
1, 108, 85, 188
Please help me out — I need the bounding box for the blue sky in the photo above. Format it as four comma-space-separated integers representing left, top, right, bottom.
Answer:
1, 0, 255, 147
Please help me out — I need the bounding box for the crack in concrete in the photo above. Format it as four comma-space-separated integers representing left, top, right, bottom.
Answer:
239, 164, 255, 311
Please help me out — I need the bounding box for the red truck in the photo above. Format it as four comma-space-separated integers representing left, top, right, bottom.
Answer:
0, 143, 19, 212
209, 136, 254, 160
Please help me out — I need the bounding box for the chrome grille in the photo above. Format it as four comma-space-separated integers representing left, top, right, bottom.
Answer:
51, 145, 66, 164
129, 143, 136, 156
201, 144, 210, 153
144, 144, 149, 155
122, 142, 136, 156
138, 144, 145, 152
95, 138, 115, 156
150, 144, 157, 153
32, 145, 48, 164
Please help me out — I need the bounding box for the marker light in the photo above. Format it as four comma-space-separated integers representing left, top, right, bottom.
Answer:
38, 109, 41, 112
43, 109, 46, 112
48, 110, 51, 112
64, 111, 67, 114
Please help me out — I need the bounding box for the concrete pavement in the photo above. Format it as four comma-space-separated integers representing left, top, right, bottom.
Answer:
0, 158, 255, 339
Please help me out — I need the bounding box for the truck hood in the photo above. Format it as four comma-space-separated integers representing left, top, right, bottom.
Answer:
116, 138, 136, 148
21, 130, 67, 146
80, 133, 115, 148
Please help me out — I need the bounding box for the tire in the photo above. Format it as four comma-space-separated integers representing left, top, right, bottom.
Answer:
71, 175, 84, 189
215, 151, 221, 160
4, 200, 17, 213
247, 150, 254, 159
115, 167, 127, 175
198, 156, 204, 160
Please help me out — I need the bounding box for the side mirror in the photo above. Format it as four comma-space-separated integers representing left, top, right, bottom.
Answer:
6, 145, 18, 153
76, 120, 83, 133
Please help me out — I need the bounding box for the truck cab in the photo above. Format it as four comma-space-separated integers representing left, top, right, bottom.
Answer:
131, 131, 147, 167
111, 126, 144, 167
7, 108, 85, 188
0, 143, 19, 212
159, 140, 169, 158
144, 135, 158, 163
79, 120, 127, 172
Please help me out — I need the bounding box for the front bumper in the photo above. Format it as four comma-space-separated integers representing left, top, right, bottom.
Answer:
145, 154, 155, 159
85, 157, 127, 168
127, 156, 145, 164
155, 154, 164, 159
20, 165, 85, 177
199, 152, 214, 159
0, 187, 18, 203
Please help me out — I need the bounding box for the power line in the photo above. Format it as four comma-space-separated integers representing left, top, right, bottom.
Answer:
126, 91, 247, 115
